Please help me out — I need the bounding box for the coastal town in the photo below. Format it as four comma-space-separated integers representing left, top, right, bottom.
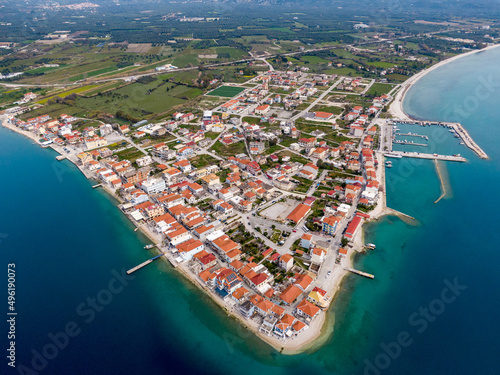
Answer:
2, 1, 500, 373
0, 65, 485, 352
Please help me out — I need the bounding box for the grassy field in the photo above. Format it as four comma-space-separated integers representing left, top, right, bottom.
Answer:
301, 55, 330, 64
82, 82, 125, 96
292, 176, 314, 193
172, 53, 199, 68
324, 67, 358, 76
207, 85, 246, 98
279, 137, 297, 147
242, 116, 261, 125
276, 150, 309, 165
204, 132, 220, 140
73, 79, 202, 119
69, 66, 121, 82
210, 140, 247, 156
295, 118, 335, 135
27, 66, 64, 74
385, 73, 409, 82
189, 154, 220, 168
365, 83, 396, 96
311, 105, 344, 115
266, 144, 283, 154
18, 103, 90, 120
38, 85, 100, 104
114, 147, 146, 162
368, 61, 396, 68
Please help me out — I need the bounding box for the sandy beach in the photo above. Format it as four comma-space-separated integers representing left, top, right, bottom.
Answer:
389, 43, 500, 121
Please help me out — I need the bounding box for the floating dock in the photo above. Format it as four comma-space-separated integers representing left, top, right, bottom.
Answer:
92, 184, 102, 189
395, 132, 428, 140
126, 253, 164, 275
393, 140, 427, 147
345, 267, 375, 279
384, 151, 466, 162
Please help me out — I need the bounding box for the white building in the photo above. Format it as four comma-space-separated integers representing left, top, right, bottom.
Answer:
141, 178, 166, 195
136, 155, 154, 167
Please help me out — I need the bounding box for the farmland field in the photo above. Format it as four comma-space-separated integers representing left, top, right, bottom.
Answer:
207, 85, 246, 98
365, 83, 396, 96
37, 85, 101, 104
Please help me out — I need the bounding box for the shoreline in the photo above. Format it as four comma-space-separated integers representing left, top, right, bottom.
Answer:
0, 107, 390, 355
389, 43, 500, 121
0, 115, 335, 354
0, 56, 420, 355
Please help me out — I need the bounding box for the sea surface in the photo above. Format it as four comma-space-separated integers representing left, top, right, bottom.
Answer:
2, 46, 500, 375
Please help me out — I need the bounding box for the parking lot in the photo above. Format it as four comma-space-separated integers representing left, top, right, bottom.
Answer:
259, 198, 299, 221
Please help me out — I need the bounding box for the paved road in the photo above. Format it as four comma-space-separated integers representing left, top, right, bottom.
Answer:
290, 77, 344, 121
1, 24, 478, 90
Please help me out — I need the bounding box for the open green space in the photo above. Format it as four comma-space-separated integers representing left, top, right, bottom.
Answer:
367, 61, 396, 68
114, 147, 146, 162
207, 85, 246, 98
276, 150, 309, 165
311, 105, 344, 115
301, 55, 330, 64
189, 154, 220, 168
172, 54, 199, 68
292, 176, 314, 193
18, 103, 89, 120
38, 85, 100, 104
69, 66, 121, 82
295, 118, 335, 135
365, 83, 396, 96
210, 140, 247, 156
242, 116, 261, 125
72, 79, 202, 120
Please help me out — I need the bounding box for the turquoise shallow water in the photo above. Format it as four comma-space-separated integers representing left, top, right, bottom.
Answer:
1, 45, 500, 375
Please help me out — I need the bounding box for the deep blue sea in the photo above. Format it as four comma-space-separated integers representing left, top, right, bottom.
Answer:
1, 46, 500, 375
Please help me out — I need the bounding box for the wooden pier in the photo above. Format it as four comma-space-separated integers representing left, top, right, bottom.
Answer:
126, 253, 164, 275
92, 184, 102, 189
345, 267, 375, 279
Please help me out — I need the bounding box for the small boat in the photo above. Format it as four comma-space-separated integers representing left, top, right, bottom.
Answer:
144, 244, 155, 249
460, 142, 465, 145
385, 153, 403, 159
365, 243, 376, 249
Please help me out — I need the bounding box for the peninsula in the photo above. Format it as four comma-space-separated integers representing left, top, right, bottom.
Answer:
1, 69, 393, 353
0, 13, 493, 352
